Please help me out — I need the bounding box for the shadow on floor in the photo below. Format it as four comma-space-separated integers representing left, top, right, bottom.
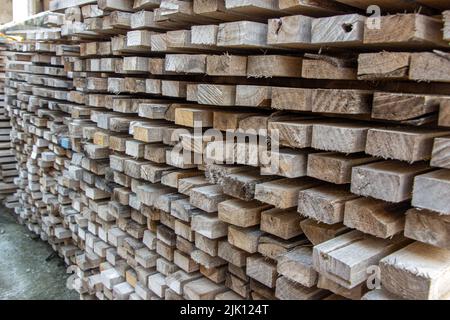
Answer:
0, 206, 78, 300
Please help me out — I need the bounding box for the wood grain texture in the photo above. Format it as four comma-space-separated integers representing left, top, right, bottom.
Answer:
380, 242, 450, 300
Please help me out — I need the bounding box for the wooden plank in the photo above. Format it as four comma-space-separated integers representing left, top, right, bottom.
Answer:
165, 54, 207, 74
275, 276, 329, 300
228, 225, 263, 253
235, 85, 271, 108
311, 14, 365, 46
260, 208, 304, 240
302, 54, 357, 80
268, 119, 317, 149
364, 14, 447, 48
365, 127, 450, 162
431, 136, 450, 169
197, 84, 236, 106
267, 15, 313, 48
439, 99, 450, 127
380, 241, 450, 300
298, 185, 358, 224
344, 197, 407, 239
333, 0, 423, 11
351, 160, 431, 203
312, 89, 372, 115
247, 55, 302, 78
225, 0, 285, 19
218, 199, 270, 227
412, 169, 450, 214
193, 0, 253, 22
255, 177, 319, 209
313, 230, 410, 289
221, 170, 274, 201
271, 87, 312, 111
206, 54, 247, 76
311, 122, 370, 153
307, 152, 376, 184
217, 21, 271, 49
246, 254, 278, 288
405, 208, 450, 250
260, 148, 309, 178
444, 11, 450, 41
357, 52, 411, 81
183, 277, 227, 300
278, 0, 348, 16
276, 247, 318, 288
190, 185, 231, 213
300, 219, 349, 245
372, 92, 442, 121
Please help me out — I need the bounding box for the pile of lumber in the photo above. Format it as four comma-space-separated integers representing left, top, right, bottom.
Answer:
4, 0, 450, 300
0, 41, 18, 202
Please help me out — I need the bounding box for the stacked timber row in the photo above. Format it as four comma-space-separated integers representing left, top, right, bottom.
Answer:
0, 41, 18, 202
4, 13, 83, 262
5, 0, 450, 300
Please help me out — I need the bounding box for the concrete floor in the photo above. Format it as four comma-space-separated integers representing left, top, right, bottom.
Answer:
0, 206, 78, 300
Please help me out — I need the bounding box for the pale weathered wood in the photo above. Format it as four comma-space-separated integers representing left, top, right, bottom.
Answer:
218, 240, 250, 267
277, 246, 318, 288
278, 0, 347, 16
302, 55, 357, 80
275, 276, 329, 300
439, 99, 450, 127
365, 128, 450, 162
380, 241, 450, 300
344, 197, 407, 239
372, 92, 442, 121
218, 199, 270, 227
228, 225, 263, 254
191, 213, 228, 239
183, 277, 227, 300
359, 52, 450, 83
217, 21, 271, 49
268, 118, 318, 149
247, 55, 302, 78
206, 54, 247, 76
312, 14, 365, 46
313, 230, 410, 289
358, 52, 411, 81
412, 169, 450, 215
312, 89, 372, 115
307, 152, 376, 184
260, 208, 304, 240
271, 87, 312, 111
363, 14, 447, 48
298, 185, 358, 224
267, 15, 313, 48
221, 170, 274, 201
255, 177, 319, 209
431, 136, 450, 169
300, 219, 349, 245
311, 122, 370, 153
317, 275, 367, 300
190, 185, 232, 213
444, 11, 450, 42
235, 85, 271, 108
246, 254, 278, 288
197, 84, 236, 106
405, 208, 450, 250
165, 54, 207, 74
351, 161, 431, 203
260, 148, 309, 178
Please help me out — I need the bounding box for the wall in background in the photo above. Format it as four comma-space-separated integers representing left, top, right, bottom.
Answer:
0, 0, 13, 25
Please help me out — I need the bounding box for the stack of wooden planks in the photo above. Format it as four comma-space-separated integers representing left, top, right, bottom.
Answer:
4, 0, 450, 300
0, 41, 18, 201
